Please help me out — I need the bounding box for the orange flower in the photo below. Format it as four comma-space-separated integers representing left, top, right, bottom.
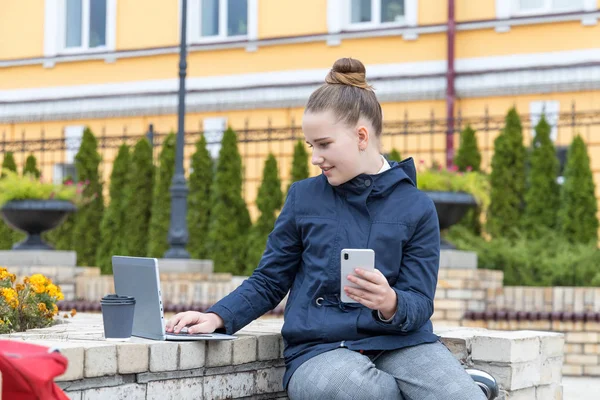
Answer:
46, 283, 59, 298
15, 283, 25, 292
29, 274, 47, 294
1, 288, 19, 309
70, 309, 77, 317
38, 303, 48, 313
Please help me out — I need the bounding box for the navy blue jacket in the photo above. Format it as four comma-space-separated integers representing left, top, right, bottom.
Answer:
207, 157, 440, 388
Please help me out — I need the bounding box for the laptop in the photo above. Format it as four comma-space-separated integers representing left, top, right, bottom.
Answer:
112, 255, 236, 341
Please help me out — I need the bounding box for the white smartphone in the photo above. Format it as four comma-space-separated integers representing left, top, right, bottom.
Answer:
340, 248, 375, 303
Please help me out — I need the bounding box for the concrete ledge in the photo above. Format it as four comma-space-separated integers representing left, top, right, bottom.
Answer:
157, 258, 214, 274
0, 250, 76, 267
0, 314, 564, 399
439, 249, 478, 269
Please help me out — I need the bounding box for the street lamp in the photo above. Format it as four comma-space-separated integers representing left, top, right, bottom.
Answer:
165, 0, 190, 259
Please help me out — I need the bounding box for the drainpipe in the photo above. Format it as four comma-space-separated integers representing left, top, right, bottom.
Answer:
446, 0, 456, 168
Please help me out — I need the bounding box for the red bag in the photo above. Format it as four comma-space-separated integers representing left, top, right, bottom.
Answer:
0, 340, 70, 400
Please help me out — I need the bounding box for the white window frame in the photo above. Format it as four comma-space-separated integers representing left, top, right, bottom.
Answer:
344, 0, 414, 31
530, 100, 559, 142
511, 0, 587, 17
53, 125, 84, 184
203, 117, 227, 159
496, 0, 596, 32
327, 0, 417, 43
187, 0, 258, 45
44, 0, 116, 65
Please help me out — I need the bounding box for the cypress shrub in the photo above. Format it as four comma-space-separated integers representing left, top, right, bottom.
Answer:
1, 152, 17, 177
148, 133, 176, 258
207, 127, 251, 274
187, 134, 214, 259
387, 149, 402, 162
245, 154, 283, 275
44, 176, 76, 250
0, 152, 18, 249
23, 154, 41, 178
96, 144, 130, 274
455, 125, 481, 172
522, 116, 560, 235
72, 128, 104, 266
287, 140, 309, 193
122, 137, 154, 256
487, 108, 526, 239
455, 125, 483, 235
558, 135, 598, 245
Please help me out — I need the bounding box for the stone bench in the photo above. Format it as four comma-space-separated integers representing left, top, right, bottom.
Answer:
1, 314, 564, 399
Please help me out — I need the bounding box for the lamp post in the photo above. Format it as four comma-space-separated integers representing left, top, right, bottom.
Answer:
165, 0, 190, 259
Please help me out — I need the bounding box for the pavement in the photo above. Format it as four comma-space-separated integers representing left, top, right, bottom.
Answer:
562, 377, 600, 400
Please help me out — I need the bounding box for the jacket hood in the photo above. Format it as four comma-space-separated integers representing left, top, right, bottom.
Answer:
332, 157, 418, 198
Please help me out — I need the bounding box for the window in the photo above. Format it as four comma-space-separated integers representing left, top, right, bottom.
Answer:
515, 0, 585, 15
203, 118, 227, 159
349, 0, 406, 27
62, 0, 108, 51
530, 101, 559, 142
44, 0, 116, 62
53, 125, 83, 184
190, 0, 249, 42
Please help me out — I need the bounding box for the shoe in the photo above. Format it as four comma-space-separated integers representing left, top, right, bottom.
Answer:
465, 368, 499, 400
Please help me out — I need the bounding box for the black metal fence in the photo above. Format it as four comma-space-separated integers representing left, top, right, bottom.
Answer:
1, 106, 599, 208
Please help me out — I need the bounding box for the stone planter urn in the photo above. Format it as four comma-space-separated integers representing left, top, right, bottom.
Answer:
424, 191, 477, 249
1, 200, 76, 250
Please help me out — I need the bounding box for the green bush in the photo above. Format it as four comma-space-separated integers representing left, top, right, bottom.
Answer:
122, 137, 154, 257
0, 152, 18, 249
418, 167, 490, 236
207, 127, 251, 274
148, 133, 176, 258
446, 225, 600, 286
0, 171, 80, 205
287, 140, 309, 193
487, 108, 527, 239
387, 149, 402, 162
23, 155, 41, 178
417, 168, 490, 212
454, 125, 481, 172
245, 154, 283, 275
96, 144, 130, 274
522, 116, 560, 236
72, 128, 104, 267
187, 135, 213, 260
558, 135, 598, 245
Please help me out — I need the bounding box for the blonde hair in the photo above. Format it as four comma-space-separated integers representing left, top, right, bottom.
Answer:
305, 58, 383, 137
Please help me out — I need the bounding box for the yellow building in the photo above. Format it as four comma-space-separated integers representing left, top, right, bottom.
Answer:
1, 0, 600, 222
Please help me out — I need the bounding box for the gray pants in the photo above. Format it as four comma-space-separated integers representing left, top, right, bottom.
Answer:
287, 341, 487, 400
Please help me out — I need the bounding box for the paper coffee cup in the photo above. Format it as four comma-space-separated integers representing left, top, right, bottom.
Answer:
100, 294, 136, 341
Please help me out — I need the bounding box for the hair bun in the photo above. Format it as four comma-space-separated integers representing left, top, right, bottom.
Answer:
325, 58, 372, 90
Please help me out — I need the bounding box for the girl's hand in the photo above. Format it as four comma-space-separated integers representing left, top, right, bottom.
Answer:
165, 311, 225, 334
344, 268, 397, 320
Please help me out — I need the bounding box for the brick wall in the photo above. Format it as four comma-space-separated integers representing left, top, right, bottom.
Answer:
55, 263, 600, 381
0, 314, 564, 400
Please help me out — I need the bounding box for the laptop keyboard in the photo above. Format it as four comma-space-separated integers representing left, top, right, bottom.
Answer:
167, 332, 213, 337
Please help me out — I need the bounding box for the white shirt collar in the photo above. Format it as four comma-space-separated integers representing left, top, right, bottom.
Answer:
376, 155, 391, 174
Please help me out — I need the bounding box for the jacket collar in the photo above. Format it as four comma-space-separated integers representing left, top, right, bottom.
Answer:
331, 157, 417, 198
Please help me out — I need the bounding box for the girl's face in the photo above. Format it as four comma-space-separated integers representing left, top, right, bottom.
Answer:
303, 110, 370, 186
